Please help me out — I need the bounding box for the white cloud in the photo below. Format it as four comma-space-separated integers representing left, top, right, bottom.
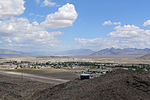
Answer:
0, 2, 79, 51
75, 38, 119, 50
75, 24, 150, 50
108, 25, 150, 48
43, 0, 56, 6
0, 17, 43, 37
0, 17, 63, 51
109, 25, 150, 40
4, 37, 12, 43
103, 20, 121, 26
143, 20, 150, 26
0, 0, 25, 18
25, 31, 63, 44
0, 3, 79, 51
13, 37, 21, 42
109, 25, 142, 38
35, 0, 40, 4
41, 3, 78, 29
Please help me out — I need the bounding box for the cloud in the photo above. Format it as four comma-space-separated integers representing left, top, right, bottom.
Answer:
35, 0, 40, 4
75, 38, 119, 50
143, 20, 150, 26
109, 25, 150, 48
75, 24, 150, 50
41, 3, 78, 29
103, 20, 121, 26
109, 25, 141, 38
109, 25, 150, 42
0, 18, 43, 37
0, 17, 63, 51
0, 0, 25, 18
0, 2, 79, 51
4, 37, 12, 43
43, 0, 56, 6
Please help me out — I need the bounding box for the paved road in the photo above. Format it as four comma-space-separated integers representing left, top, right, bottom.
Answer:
0, 70, 69, 85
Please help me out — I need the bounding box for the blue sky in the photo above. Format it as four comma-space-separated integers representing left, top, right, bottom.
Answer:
0, 0, 150, 52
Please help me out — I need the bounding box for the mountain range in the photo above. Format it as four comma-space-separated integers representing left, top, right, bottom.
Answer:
1, 48, 150, 56
91, 48, 150, 56
0, 49, 24, 56
0, 49, 94, 56
138, 54, 150, 60
55, 49, 95, 56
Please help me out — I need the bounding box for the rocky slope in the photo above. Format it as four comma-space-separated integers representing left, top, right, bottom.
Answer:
32, 69, 150, 100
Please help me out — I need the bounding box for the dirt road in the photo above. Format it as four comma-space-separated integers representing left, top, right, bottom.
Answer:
0, 70, 69, 85
0, 69, 77, 100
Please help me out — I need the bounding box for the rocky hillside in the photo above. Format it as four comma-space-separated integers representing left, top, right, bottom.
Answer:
32, 69, 150, 100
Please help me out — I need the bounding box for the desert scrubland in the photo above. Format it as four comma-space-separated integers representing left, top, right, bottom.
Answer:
0, 55, 150, 100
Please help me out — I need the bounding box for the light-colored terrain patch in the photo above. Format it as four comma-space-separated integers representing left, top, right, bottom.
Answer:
0, 70, 69, 85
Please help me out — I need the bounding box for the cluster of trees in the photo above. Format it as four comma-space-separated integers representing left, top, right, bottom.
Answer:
112, 64, 150, 71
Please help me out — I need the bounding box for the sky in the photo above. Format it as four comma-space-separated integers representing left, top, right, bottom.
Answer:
0, 0, 150, 52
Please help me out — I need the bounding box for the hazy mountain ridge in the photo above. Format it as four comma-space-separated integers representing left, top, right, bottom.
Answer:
1, 48, 150, 56
56, 49, 95, 56
91, 48, 150, 56
0, 49, 94, 56
0, 49, 23, 56
139, 54, 150, 60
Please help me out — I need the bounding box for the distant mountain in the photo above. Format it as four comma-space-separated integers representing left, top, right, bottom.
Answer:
56, 49, 95, 56
0, 49, 25, 56
0, 49, 54, 56
91, 48, 150, 56
2, 48, 150, 56
138, 54, 150, 60
0, 49, 95, 56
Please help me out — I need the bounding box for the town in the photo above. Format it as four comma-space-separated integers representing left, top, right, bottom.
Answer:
1, 60, 150, 72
